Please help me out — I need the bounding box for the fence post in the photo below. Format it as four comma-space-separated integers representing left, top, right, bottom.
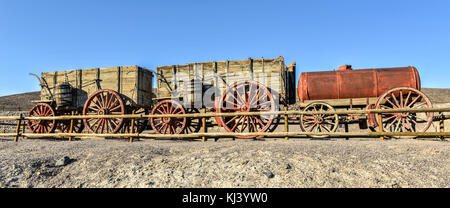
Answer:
440, 113, 445, 141
129, 110, 135, 143
344, 123, 350, 140
68, 111, 75, 142
14, 114, 23, 142
284, 106, 289, 140
377, 114, 384, 140
202, 108, 207, 142
21, 122, 26, 138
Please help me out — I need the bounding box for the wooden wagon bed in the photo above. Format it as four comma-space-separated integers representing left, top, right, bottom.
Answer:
39, 65, 154, 109
155, 56, 297, 107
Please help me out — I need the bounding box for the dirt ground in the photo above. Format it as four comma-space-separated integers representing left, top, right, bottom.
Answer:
0, 89, 449, 188
0, 138, 448, 188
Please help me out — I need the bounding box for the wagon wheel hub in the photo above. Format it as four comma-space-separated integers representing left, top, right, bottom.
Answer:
240, 104, 250, 112
98, 108, 111, 115
398, 112, 409, 118
315, 116, 324, 123
163, 117, 172, 124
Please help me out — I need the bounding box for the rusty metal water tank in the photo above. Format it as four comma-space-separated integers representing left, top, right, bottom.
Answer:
297, 65, 421, 101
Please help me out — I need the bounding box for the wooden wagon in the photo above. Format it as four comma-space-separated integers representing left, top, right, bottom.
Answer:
152, 56, 296, 137
29, 66, 153, 134
29, 56, 296, 139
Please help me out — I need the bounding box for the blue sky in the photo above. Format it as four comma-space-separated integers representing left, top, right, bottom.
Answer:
1, 0, 449, 96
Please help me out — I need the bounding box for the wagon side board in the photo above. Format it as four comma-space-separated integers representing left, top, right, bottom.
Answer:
156, 56, 293, 107
40, 66, 153, 109
297, 97, 380, 108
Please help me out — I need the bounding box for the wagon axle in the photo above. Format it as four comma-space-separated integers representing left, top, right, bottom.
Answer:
97, 108, 112, 115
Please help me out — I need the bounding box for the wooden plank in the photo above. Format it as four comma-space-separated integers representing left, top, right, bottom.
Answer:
40, 66, 153, 108
298, 97, 379, 107
155, 57, 288, 102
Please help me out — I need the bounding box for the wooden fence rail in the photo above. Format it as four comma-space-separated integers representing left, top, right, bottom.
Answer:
0, 107, 449, 121
0, 107, 448, 142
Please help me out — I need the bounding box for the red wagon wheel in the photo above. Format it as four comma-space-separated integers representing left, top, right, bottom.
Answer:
57, 111, 84, 133
82, 89, 125, 134
299, 102, 339, 138
217, 81, 276, 139
150, 99, 187, 134
122, 108, 149, 134
183, 108, 202, 134
27, 103, 57, 134
375, 87, 433, 139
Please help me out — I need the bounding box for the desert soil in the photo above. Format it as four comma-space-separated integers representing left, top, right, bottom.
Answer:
0, 138, 448, 188
0, 89, 449, 188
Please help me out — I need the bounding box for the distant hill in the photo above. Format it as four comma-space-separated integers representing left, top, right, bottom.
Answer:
0, 88, 448, 112
0, 91, 40, 111
421, 88, 450, 104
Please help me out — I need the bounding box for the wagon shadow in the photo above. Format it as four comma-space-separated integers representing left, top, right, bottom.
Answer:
25, 137, 82, 142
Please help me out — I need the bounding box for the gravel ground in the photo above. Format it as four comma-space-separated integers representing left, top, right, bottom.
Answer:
0, 138, 448, 188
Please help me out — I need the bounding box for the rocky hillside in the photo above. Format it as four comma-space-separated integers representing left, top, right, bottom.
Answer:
421, 88, 450, 103
0, 91, 40, 111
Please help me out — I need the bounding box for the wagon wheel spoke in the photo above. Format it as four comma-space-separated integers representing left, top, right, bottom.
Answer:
121, 108, 149, 134
239, 116, 247, 132
401, 118, 407, 132
399, 91, 404, 108
231, 116, 244, 132
383, 115, 397, 123
413, 101, 428, 108
393, 117, 401, 132
321, 124, 332, 133
252, 115, 267, 127
250, 86, 260, 106
232, 86, 245, 106
255, 92, 269, 106
180, 108, 202, 135
223, 107, 242, 111
403, 91, 412, 107
255, 101, 272, 108
407, 114, 427, 123
224, 100, 240, 108
391, 93, 401, 108
303, 120, 315, 126
405, 95, 419, 108
57, 112, 84, 133
225, 92, 243, 107
322, 120, 336, 126
309, 123, 319, 133
226, 116, 240, 126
